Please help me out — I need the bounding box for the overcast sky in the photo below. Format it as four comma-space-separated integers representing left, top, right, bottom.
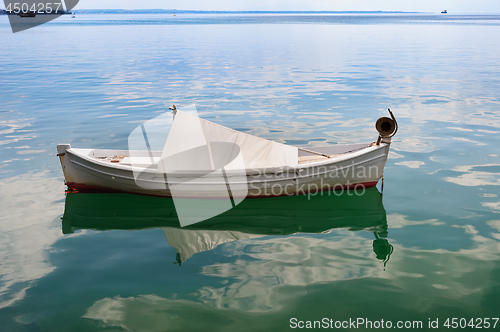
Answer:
75, 0, 500, 14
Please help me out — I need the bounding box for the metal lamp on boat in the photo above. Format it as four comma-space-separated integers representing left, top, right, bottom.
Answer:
375, 109, 398, 145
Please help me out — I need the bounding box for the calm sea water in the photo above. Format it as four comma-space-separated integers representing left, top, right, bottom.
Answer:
1, 14, 500, 331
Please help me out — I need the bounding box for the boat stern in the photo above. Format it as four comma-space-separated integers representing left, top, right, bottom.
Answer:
57, 144, 74, 183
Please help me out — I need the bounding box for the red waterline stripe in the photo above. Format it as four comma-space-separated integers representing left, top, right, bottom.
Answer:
65, 181, 379, 199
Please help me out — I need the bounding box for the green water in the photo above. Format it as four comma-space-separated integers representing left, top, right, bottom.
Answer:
1, 14, 500, 331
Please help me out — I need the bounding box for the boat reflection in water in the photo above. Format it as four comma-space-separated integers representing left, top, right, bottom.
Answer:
62, 187, 393, 266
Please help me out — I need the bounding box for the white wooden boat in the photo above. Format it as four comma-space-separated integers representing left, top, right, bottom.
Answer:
57, 108, 397, 199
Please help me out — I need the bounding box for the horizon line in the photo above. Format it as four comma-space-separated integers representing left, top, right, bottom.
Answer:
54, 9, 428, 14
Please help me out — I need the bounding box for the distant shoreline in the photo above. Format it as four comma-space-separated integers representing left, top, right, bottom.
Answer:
0, 10, 71, 15
0, 9, 426, 15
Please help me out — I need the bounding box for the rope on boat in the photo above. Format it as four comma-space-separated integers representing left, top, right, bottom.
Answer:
298, 145, 370, 159
298, 147, 332, 158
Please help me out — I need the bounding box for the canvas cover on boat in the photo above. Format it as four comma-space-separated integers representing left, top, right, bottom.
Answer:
157, 110, 298, 173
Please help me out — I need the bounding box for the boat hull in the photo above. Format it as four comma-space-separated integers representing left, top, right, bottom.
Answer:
58, 143, 390, 198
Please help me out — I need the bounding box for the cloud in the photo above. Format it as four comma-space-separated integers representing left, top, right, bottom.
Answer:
444, 164, 500, 187
0, 172, 64, 309
83, 225, 500, 330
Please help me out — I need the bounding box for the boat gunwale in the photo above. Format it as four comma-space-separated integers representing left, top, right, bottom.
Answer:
65, 141, 389, 176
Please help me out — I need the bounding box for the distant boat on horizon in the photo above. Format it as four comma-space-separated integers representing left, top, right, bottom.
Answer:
441, 10, 447, 14
18, 11, 36, 17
